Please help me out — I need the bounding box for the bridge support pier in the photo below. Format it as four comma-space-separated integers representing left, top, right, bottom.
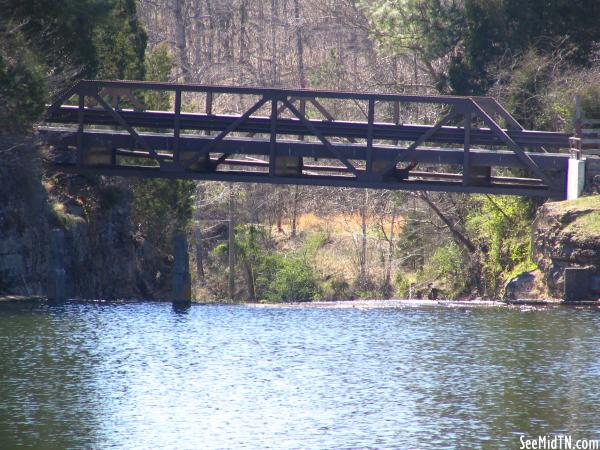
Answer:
47, 228, 66, 302
564, 266, 591, 302
172, 232, 192, 306
567, 157, 585, 200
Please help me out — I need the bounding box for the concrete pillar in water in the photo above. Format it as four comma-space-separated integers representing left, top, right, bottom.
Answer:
567, 157, 586, 200
172, 232, 192, 304
47, 228, 66, 301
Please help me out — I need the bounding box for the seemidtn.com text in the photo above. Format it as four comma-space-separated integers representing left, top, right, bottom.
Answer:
520, 435, 600, 450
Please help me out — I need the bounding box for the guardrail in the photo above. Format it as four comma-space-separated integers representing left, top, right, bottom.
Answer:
574, 95, 600, 156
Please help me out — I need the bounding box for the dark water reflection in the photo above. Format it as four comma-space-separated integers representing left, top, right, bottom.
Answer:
1, 302, 599, 449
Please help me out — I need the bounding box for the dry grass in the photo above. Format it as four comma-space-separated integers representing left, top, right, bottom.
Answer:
565, 210, 600, 235
279, 212, 403, 236
548, 195, 600, 212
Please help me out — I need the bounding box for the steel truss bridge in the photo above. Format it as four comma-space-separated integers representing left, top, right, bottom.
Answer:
40, 80, 574, 198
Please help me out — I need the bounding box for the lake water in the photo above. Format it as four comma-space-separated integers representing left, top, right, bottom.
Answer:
1, 300, 600, 449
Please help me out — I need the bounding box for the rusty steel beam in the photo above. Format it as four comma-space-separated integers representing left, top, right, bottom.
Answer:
39, 127, 570, 171
48, 106, 570, 148
47, 163, 565, 198
40, 79, 576, 198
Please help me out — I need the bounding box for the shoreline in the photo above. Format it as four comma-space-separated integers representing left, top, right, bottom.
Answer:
247, 298, 569, 309
1, 296, 598, 309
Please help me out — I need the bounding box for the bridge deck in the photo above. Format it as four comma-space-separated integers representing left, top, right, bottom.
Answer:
41, 80, 573, 198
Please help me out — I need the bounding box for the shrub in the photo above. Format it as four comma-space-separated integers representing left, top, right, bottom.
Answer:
99, 185, 130, 210
321, 277, 351, 301
263, 254, 321, 302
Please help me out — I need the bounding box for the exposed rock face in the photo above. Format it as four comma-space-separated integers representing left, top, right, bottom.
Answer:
503, 269, 549, 300
532, 197, 600, 298
0, 142, 171, 299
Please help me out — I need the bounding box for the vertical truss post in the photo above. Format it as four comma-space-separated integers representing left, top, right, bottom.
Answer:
269, 95, 278, 176
463, 111, 472, 186
366, 98, 375, 175
299, 98, 306, 142
76, 93, 85, 167
174, 87, 182, 166
205, 91, 214, 137
206, 91, 213, 115
393, 100, 400, 146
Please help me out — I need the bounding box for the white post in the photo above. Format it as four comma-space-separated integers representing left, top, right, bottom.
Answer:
567, 157, 586, 200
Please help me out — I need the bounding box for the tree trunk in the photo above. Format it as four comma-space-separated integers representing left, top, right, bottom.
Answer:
419, 193, 477, 254
194, 184, 205, 283
239, 0, 248, 64
384, 206, 397, 292
291, 185, 300, 238
276, 188, 284, 233
293, 0, 305, 88
173, 0, 190, 82
359, 189, 368, 283
270, 0, 278, 86
243, 260, 256, 301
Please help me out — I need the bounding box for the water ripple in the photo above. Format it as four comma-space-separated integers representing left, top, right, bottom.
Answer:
0, 302, 599, 449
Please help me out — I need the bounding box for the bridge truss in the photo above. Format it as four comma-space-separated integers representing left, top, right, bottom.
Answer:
40, 80, 572, 197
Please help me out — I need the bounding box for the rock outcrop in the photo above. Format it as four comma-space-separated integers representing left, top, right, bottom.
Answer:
531, 196, 600, 298
0, 140, 171, 299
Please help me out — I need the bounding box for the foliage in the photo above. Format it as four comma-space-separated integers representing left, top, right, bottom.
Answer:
94, 0, 147, 80
98, 185, 130, 210
262, 253, 321, 302
0, 0, 147, 132
362, 0, 464, 91
499, 50, 557, 130
0, 32, 46, 133
321, 277, 351, 301
143, 43, 173, 108
451, 0, 600, 94
308, 49, 346, 89
394, 271, 414, 299
3, 0, 111, 77
364, 0, 600, 94
422, 241, 470, 297
395, 208, 425, 270
51, 202, 85, 229
300, 231, 329, 259
467, 195, 535, 294
130, 179, 194, 249
230, 225, 320, 302
578, 85, 600, 118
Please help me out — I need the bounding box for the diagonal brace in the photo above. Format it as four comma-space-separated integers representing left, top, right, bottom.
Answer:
308, 98, 356, 144
470, 100, 555, 187
93, 92, 163, 165
282, 98, 359, 176
378, 109, 459, 177
206, 97, 269, 168
46, 81, 82, 119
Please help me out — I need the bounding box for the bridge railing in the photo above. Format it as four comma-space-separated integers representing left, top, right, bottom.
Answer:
41, 79, 572, 197
574, 95, 600, 157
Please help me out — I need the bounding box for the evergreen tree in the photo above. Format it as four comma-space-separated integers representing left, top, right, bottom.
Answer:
94, 0, 147, 80
0, 0, 148, 132
364, 0, 600, 95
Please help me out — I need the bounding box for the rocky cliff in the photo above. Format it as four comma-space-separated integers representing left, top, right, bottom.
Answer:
530, 196, 600, 299
0, 139, 172, 299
